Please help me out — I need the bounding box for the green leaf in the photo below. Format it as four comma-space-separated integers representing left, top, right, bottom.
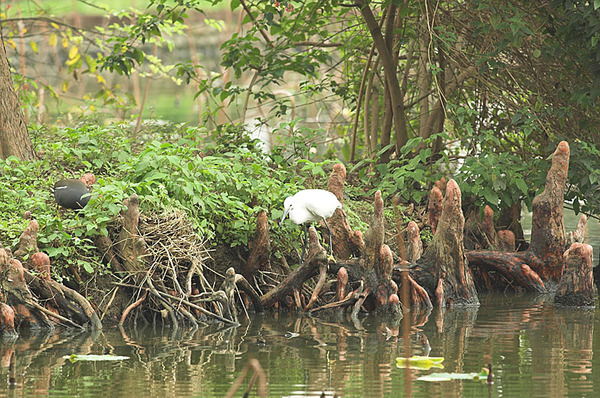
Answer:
64, 354, 130, 362
490, 13, 501, 29
417, 367, 490, 382
82, 261, 94, 274
515, 178, 528, 195
482, 188, 499, 205
396, 356, 444, 371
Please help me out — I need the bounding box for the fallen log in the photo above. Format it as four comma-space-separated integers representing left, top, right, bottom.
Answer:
466, 250, 546, 293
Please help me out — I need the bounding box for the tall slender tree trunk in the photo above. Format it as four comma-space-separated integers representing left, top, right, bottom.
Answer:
356, 0, 409, 152
0, 29, 35, 161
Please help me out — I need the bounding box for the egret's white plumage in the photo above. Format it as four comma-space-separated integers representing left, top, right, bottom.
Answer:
280, 189, 342, 262
281, 189, 341, 225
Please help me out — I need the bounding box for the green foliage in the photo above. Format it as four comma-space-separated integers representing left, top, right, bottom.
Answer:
455, 149, 548, 213
100, 3, 190, 76
118, 136, 290, 248
350, 134, 450, 204
0, 121, 343, 278
565, 140, 600, 215
6, 0, 600, 279
447, 103, 550, 213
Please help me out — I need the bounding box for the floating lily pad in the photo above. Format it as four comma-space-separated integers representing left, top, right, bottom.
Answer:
417, 367, 489, 382
395, 356, 444, 370
63, 354, 130, 362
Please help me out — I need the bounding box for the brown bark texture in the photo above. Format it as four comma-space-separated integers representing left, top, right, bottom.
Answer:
554, 243, 594, 307
0, 248, 54, 332
466, 141, 571, 292
260, 226, 328, 307
244, 210, 271, 280
406, 221, 422, 262
411, 179, 479, 307
13, 220, 39, 259
427, 185, 443, 234
497, 201, 528, 251
327, 163, 364, 260
467, 250, 546, 293
355, 0, 408, 150
529, 141, 569, 283
116, 194, 147, 274
0, 29, 35, 160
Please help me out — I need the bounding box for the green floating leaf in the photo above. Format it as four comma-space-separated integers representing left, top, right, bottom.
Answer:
417, 367, 489, 382
64, 354, 130, 362
396, 356, 444, 370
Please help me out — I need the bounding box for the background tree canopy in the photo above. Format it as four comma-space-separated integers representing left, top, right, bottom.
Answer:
1, 0, 600, 218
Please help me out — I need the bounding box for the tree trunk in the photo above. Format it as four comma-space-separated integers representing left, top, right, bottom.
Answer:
356, 0, 409, 151
0, 29, 35, 160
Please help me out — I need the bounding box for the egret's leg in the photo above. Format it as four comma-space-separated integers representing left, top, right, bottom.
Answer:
323, 218, 334, 258
300, 223, 309, 264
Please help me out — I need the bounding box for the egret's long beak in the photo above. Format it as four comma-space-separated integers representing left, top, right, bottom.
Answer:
280, 207, 290, 226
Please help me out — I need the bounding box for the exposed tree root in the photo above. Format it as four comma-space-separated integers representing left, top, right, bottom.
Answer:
2, 140, 587, 333
263, 141, 585, 316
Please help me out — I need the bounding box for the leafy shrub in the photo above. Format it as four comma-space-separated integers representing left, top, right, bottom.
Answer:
565, 140, 600, 215
454, 150, 548, 213
0, 122, 344, 278
350, 134, 451, 204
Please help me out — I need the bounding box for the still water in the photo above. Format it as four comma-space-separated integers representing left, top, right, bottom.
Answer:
0, 293, 599, 398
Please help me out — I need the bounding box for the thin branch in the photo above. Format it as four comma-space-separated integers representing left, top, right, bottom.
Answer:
238, 0, 272, 44
293, 41, 343, 47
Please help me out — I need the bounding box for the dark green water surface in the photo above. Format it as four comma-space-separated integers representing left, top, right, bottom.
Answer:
0, 292, 598, 397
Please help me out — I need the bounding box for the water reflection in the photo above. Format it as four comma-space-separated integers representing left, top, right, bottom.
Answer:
0, 294, 599, 397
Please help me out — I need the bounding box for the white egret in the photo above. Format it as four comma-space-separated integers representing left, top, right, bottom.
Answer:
280, 189, 342, 263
